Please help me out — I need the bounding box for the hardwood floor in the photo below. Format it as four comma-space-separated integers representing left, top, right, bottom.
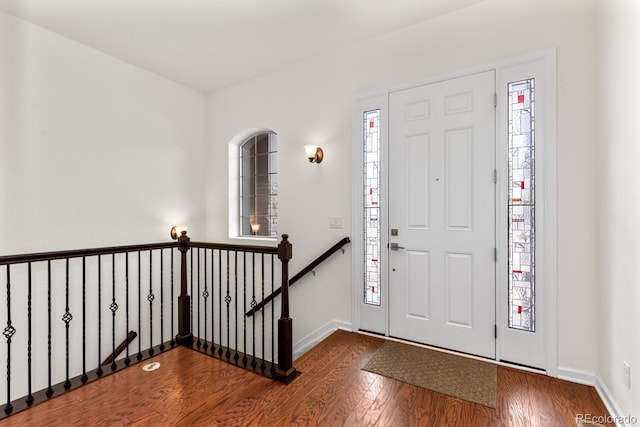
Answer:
2, 330, 612, 426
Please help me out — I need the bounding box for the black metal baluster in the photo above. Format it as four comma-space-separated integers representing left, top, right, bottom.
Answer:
261, 253, 266, 372
148, 250, 154, 356
202, 249, 209, 353
97, 257, 103, 378
124, 252, 131, 366
125, 253, 131, 365
46, 261, 53, 396
160, 249, 165, 352
81, 257, 88, 384
242, 252, 248, 367
218, 250, 223, 357
3, 265, 15, 414
63, 258, 73, 389
137, 251, 142, 361
170, 249, 175, 348
110, 254, 118, 372
196, 248, 201, 349
190, 249, 194, 340
270, 254, 275, 374
251, 253, 257, 368
225, 250, 231, 360
234, 251, 239, 362
211, 249, 216, 354
27, 262, 34, 404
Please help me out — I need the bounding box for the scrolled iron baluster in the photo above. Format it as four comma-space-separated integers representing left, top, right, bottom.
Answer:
251, 252, 257, 369
46, 260, 53, 397
202, 249, 209, 353
110, 253, 118, 372
27, 263, 34, 404
4, 265, 15, 414
125, 252, 131, 365
63, 258, 73, 389
196, 247, 201, 350
148, 249, 154, 356
225, 250, 231, 360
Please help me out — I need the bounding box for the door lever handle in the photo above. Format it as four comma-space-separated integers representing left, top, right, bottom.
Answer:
389, 243, 405, 250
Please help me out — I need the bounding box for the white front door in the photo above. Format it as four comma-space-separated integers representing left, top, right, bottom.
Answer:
388, 71, 496, 358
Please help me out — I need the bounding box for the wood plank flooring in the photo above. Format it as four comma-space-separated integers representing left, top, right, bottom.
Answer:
2, 330, 612, 426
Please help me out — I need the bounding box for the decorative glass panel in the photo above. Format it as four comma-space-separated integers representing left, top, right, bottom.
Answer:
508, 79, 535, 332
364, 110, 381, 306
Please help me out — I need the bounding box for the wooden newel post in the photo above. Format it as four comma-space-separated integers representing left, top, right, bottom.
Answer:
274, 234, 297, 383
175, 231, 193, 345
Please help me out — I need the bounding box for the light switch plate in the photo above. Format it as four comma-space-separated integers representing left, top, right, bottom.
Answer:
329, 216, 343, 229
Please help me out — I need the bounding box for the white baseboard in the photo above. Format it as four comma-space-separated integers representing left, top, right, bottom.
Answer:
557, 366, 597, 386
594, 375, 635, 427
292, 319, 353, 360
558, 367, 630, 427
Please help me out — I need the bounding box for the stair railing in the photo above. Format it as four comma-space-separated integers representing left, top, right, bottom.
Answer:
0, 241, 179, 417
0, 233, 297, 420
245, 237, 350, 317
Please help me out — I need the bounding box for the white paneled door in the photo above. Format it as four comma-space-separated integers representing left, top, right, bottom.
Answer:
388, 71, 496, 359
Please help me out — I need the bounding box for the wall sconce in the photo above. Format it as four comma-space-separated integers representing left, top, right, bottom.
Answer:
250, 223, 261, 235
304, 145, 324, 163
170, 226, 188, 240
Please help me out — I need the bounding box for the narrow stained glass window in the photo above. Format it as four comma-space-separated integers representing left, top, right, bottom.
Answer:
364, 110, 381, 306
508, 79, 535, 332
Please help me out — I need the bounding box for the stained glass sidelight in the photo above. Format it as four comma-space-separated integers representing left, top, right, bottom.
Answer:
508, 79, 536, 332
364, 110, 381, 306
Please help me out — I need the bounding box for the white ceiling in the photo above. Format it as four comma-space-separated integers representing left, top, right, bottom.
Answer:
0, 0, 487, 93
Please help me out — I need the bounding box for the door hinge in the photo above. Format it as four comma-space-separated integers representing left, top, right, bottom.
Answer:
493, 92, 497, 108
493, 169, 497, 184
494, 324, 497, 338
493, 247, 497, 262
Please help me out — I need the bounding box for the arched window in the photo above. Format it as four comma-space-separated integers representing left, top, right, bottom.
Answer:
239, 132, 277, 237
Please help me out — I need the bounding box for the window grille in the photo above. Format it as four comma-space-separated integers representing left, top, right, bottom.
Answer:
240, 133, 277, 237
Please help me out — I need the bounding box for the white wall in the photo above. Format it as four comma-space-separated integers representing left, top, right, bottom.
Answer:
597, 0, 640, 418
0, 11, 206, 255
0, 10, 206, 404
206, 0, 600, 374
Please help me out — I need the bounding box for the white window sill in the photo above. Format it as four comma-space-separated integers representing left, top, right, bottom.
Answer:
229, 236, 279, 246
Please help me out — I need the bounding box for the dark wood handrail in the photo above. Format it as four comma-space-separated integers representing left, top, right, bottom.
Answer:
245, 237, 350, 317
0, 242, 179, 265
189, 241, 278, 254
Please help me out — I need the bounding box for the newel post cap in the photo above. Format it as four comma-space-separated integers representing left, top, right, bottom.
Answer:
278, 234, 292, 261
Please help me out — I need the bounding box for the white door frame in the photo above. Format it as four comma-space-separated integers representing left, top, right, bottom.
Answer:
351, 48, 557, 376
